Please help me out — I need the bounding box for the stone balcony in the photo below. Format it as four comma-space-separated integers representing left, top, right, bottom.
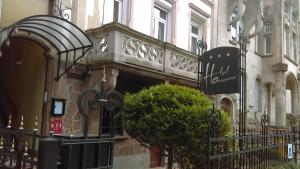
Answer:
86, 22, 198, 83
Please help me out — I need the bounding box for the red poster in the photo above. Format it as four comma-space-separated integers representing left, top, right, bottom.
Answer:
51, 118, 63, 134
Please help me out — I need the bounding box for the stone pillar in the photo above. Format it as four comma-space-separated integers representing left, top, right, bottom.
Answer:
84, 67, 119, 91
164, 47, 171, 74
105, 67, 119, 91
272, 63, 288, 127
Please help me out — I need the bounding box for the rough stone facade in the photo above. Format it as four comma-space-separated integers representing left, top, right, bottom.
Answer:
213, 0, 300, 129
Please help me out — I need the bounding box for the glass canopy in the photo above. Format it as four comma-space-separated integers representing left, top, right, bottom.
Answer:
0, 15, 93, 80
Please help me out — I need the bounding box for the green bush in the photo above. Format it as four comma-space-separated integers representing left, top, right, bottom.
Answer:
123, 84, 232, 169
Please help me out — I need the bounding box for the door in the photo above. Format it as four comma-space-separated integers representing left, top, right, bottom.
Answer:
150, 146, 161, 168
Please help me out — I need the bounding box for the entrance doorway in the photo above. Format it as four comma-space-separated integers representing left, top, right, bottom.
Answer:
220, 97, 233, 116
150, 146, 161, 168
0, 37, 46, 131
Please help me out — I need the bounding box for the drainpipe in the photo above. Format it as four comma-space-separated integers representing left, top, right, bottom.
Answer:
101, 0, 106, 26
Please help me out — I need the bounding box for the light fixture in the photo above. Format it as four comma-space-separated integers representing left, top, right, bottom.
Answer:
14, 27, 19, 34
0, 50, 2, 58
5, 39, 10, 47
16, 55, 23, 65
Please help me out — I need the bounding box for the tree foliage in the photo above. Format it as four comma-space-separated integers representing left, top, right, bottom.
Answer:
123, 84, 231, 169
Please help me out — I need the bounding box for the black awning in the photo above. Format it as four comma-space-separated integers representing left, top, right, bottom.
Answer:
0, 15, 93, 80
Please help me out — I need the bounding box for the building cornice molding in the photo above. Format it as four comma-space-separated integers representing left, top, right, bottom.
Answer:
200, 0, 214, 8
188, 3, 211, 19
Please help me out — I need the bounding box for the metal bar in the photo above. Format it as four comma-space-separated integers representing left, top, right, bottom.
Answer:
65, 51, 69, 71
59, 46, 93, 54
17, 26, 68, 50
13, 28, 60, 52
31, 130, 37, 168
0, 128, 43, 138
57, 54, 62, 81
16, 15, 92, 46
17, 22, 76, 49
55, 47, 93, 80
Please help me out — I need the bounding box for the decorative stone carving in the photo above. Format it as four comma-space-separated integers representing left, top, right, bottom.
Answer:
53, 0, 72, 21
170, 53, 198, 73
122, 35, 163, 64
89, 35, 108, 56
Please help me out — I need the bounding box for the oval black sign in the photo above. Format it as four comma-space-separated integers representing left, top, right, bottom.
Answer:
201, 47, 240, 94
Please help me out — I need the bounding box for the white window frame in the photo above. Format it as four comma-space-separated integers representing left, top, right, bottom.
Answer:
190, 19, 204, 54
153, 0, 173, 42
153, 6, 168, 41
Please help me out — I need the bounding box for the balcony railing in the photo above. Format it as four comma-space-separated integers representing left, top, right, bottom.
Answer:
86, 22, 198, 80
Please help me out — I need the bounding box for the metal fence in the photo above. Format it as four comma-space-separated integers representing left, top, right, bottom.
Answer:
208, 112, 298, 169
0, 116, 41, 169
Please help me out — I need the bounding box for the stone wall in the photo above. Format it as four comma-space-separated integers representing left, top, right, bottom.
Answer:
50, 64, 149, 168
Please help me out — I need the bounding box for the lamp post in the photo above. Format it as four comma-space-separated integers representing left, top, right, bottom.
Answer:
196, 38, 207, 90
78, 66, 123, 138
77, 66, 123, 168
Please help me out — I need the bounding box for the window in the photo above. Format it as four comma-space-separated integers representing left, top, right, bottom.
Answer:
230, 10, 243, 41
264, 35, 271, 54
153, 0, 173, 42
154, 6, 168, 41
263, 22, 272, 55
292, 33, 297, 61
190, 21, 204, 54
102, 110, 123, 135
254, 79, 260, 112
254, 25, 259, 53
284, 24, 289, 56
113, 0, 123, 22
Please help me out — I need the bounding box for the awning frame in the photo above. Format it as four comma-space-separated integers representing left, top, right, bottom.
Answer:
0, 15, 93, 80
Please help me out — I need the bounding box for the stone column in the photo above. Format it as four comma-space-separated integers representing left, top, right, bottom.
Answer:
84, 67, 119, 91
105, 67, 119, 91
272, 63, 288, 127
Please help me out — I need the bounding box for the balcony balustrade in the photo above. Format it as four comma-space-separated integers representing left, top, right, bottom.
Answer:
86, 22, 198, 80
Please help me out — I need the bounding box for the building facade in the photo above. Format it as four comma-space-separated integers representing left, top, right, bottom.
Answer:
212, 0, 300, 129
0, 0, 299, 169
